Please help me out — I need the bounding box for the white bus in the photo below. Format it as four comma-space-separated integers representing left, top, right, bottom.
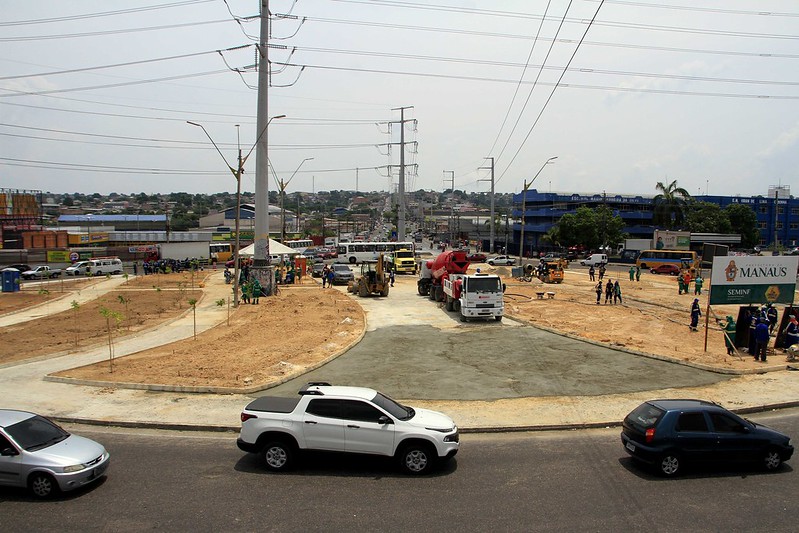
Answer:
335, 241, 416, 264
283, 239, 313, 253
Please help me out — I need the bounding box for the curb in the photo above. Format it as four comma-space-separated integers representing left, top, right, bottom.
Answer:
53, 400, 799, 435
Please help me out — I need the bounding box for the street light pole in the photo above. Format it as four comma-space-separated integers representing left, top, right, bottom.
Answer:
276, 157, 314, 242
518, 157, 557, 260
188, 115, 285, 305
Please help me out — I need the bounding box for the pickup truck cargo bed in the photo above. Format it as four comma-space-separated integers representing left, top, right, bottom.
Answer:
244, 396, 300, 413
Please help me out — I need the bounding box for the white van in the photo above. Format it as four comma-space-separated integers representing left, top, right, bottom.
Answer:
86, 258, 123, 276
580, 253, 608, 267
65, 261, 90, 276
324, 237, 336, 247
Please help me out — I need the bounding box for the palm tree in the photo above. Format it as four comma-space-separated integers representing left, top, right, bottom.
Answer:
653, 180, 691, 229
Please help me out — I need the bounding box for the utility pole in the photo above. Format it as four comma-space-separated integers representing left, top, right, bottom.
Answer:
479, 157, 495, 253
253, 0, 271, 290
444, 170, 455, 246
519, 179, 530, 259
390, 106, 414, 242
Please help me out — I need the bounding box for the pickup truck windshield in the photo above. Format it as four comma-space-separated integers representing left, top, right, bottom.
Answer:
372, 392, 414, 420
466, 277, 502, 293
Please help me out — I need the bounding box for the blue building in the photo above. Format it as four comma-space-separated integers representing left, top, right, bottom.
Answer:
512, 189, 799, 254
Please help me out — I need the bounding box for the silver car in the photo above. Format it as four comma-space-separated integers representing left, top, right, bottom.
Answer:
0, 410, 110, 498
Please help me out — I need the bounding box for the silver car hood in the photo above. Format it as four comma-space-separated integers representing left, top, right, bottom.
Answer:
29, 435, 106, 466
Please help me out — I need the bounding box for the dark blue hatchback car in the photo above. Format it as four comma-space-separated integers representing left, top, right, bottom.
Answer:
621, 399, 793, 476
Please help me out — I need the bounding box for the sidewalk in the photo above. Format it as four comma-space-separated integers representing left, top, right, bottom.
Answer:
2, 271, 798, 433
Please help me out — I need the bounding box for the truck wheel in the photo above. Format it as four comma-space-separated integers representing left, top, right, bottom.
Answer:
445, 297, 454, 312
398, 443, 436, 475
495, 315, 503, 322
452, 300, 461, 313
381, 286, 389, 297
434, 286, 443, 302
359, 283, 369, 297
428, 287, 436, 301
262, 440, 294, 472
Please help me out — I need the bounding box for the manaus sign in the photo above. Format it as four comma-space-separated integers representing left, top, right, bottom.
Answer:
710, 256, 798, 305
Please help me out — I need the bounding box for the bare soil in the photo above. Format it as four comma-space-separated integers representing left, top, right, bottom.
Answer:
0, 283, 201, 366
489, 263, 775, 371
0, 278, 96, 315
57, 287, 364, 388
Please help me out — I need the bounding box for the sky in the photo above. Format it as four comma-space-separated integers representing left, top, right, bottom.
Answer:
2, 0, 799, 198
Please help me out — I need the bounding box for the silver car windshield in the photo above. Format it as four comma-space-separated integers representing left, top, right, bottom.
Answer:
5, 415, 70, 451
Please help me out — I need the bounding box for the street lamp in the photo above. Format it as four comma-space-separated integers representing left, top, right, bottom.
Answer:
275, 157, 314, 241
188, 114, 285, 306
518, 156, 557, 260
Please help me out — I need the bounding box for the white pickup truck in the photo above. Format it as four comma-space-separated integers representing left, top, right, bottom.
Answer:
21, 265, 62, 280
237, 382, 460, 475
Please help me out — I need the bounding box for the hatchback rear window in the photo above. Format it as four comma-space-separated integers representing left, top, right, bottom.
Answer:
625, 403, 664, 429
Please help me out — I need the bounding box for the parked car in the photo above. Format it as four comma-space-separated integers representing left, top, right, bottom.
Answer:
237, 382, 459, 474
0, 409, 110, 498
65, 261, 90, 276
650, 264, 680, 276
2, 264, 30, 273
579, 253, 608, 267
621, 399, 794, 477
311, 263, 326, 278
331, 264, 354, 285
466, 253, 487, 263
303, 248, 318, 260
487, 255, 515, 266
317, 248, 338, 260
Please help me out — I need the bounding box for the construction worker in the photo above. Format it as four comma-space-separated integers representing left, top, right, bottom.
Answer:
251, 278, 262, 304
766, 303, 778, 333
722, 315, 737, 355
690, 298, 701, 331
693, 275, 703, 295
629, 265, 635, 281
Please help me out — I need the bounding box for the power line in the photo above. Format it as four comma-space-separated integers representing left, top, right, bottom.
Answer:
271, 60, 799, 100
497, 0, 607, 185
0, 0, 215, 27
0, 18, 233, 42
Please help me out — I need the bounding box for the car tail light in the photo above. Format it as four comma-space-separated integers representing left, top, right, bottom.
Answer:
645, 427, 655, 443
241, 412, 258, 423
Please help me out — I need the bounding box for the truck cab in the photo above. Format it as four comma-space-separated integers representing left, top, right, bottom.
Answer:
443, 272, 504, 322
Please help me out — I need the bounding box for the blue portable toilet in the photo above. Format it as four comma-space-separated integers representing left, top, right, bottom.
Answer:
1, 268, 21, 292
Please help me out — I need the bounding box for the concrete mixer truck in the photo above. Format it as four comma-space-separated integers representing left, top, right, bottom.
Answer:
417, 250, 504, 322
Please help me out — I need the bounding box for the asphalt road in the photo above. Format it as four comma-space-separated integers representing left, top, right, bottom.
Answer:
2, 409, 797, 532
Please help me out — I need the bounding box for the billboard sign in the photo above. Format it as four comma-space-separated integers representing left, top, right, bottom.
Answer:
710, 256, 798, 305
653, 230, 691, 251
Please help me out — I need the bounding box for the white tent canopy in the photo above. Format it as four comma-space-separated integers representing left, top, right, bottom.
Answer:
238, 239, 296, 257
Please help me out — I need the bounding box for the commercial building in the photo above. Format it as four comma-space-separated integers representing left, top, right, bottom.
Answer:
512, 187, 799, 254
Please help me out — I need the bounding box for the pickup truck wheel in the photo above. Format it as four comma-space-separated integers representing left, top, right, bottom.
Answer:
262, 440, 294, 472
398, 444, 435, 475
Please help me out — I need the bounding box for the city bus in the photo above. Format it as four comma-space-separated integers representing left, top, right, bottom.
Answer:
335, 241, 416, 264
635, 249, 698, 272
209, 242, 233, 264
283, 239, 313, 253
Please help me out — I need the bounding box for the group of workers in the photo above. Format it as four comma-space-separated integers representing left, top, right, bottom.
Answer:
678, 270, 703, 295
715, 304, 799, 363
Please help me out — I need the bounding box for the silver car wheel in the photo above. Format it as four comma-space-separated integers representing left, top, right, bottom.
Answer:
30, 473, 55, 498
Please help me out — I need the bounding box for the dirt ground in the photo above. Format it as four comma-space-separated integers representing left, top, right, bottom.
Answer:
488, 262, 781, 371
4, 262, 792, 389
0, 278, 96, 314
0, 277, 201, 366
56, 286, 364, 388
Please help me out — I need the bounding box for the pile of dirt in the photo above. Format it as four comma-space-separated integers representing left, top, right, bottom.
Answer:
56, 287, 365, 388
